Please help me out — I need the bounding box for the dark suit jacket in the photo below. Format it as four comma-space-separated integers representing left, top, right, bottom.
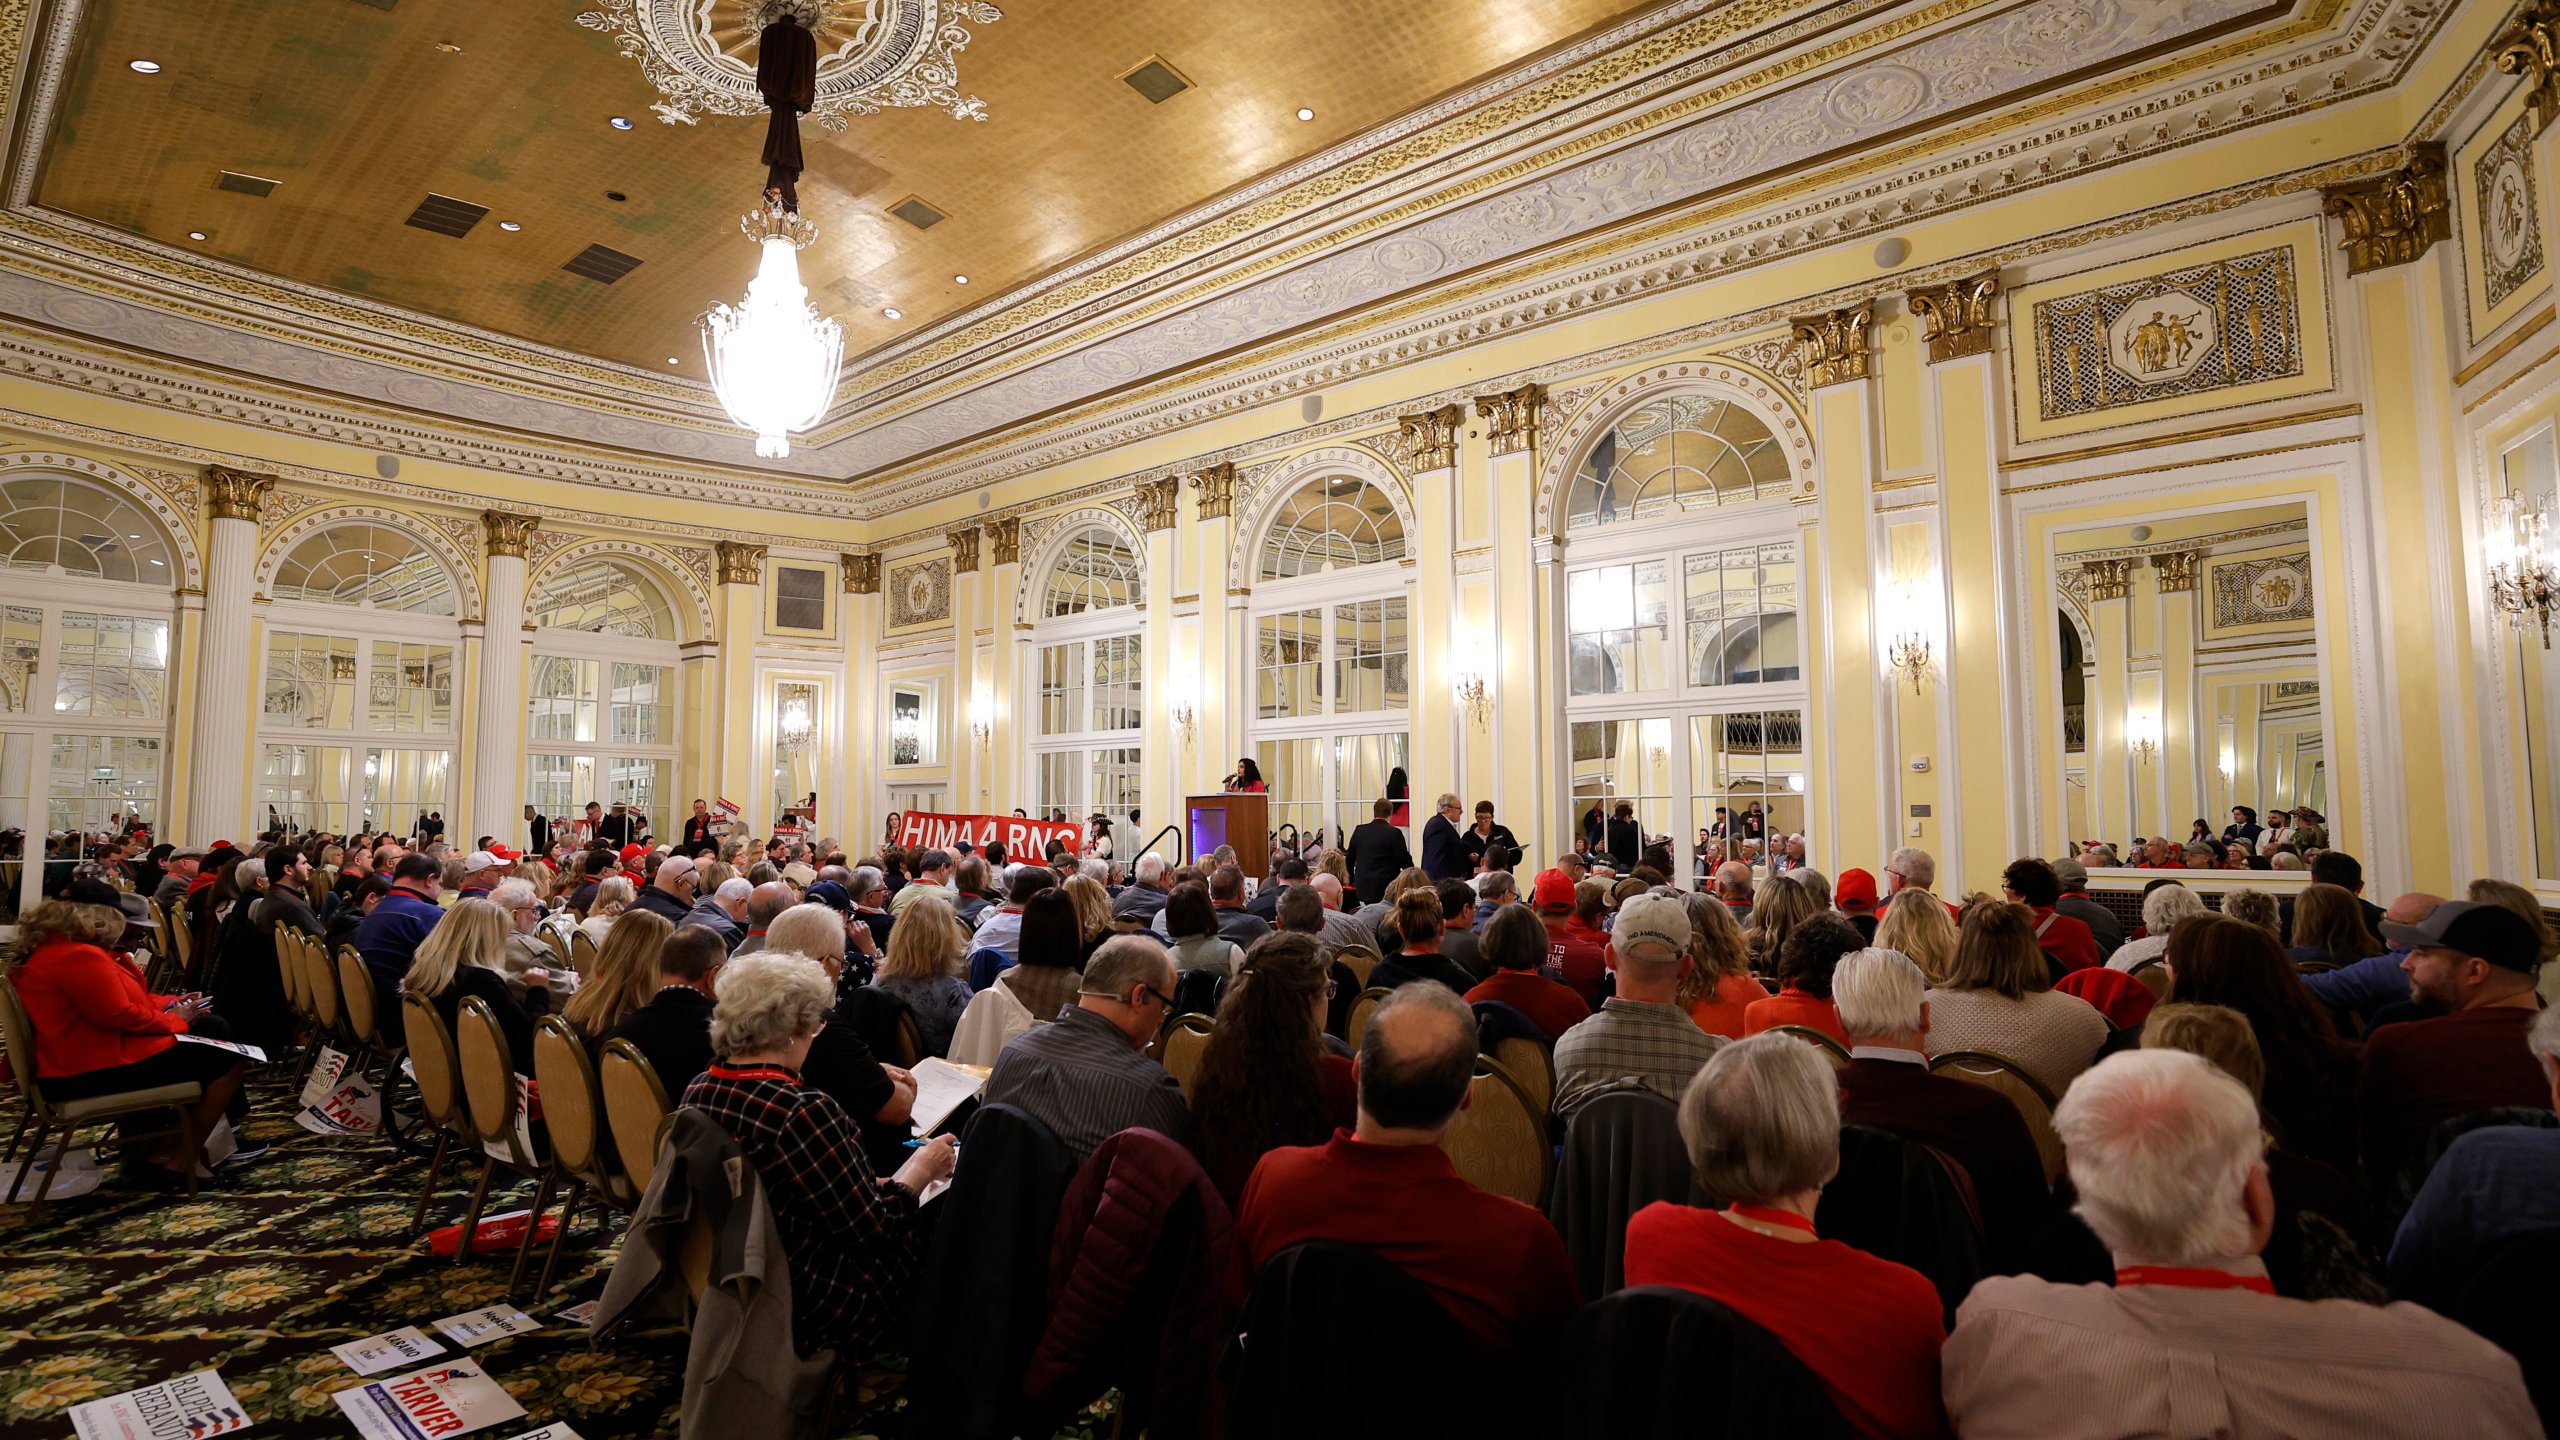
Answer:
1346, 819, 1413, 906
1420, 815, 1470, 881
529, 814, 551, 855
605, 985, 715, 1096
1836, 1054, 2049, 1265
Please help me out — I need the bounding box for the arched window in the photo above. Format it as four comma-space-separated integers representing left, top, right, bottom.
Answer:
1558, 390, 1807, 882
525, 557, 683, 838
1259, 476, 1406, 580
1247, 474, 1411, 849
1564, 394, 1790, 532
0, 473, 179, 919
1026, 524, 1144, 826
272, 523, 457, 614
256, 520, 460, 837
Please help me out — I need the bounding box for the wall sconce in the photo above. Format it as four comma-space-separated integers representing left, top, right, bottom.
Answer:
966, 686, 994, 747
2126, 709, 2161, 762
2486, 490, 2560, 648
1169, 701, 1197, 748
1882, 575, 1940, 693
1451, 669, 1491, 727
1886, 631, 1932, 693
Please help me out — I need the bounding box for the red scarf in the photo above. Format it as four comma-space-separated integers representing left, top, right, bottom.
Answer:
2115, 1265, 2273, 1294
708, 1063, 799, 1086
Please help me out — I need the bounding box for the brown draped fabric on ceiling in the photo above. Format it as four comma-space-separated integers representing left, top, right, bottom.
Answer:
758, 16, 818, 210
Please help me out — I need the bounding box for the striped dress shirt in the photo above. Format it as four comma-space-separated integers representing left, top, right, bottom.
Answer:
1550, 998, 1725, 1120
981, 1004, 1189, 1163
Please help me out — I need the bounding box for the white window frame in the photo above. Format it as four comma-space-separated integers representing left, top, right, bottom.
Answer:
255, 588, 461, 838
1245, 546, 1416, 852
1023, 597, 1145, 825
526, 568, 685, 838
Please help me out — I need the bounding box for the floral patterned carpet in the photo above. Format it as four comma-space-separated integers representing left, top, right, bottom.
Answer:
0, 1077, 1094, 1439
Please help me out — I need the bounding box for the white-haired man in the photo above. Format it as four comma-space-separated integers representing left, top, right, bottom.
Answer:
1111, 852, 1172, 924
1883, 846, 1958, 921
1944, 1050, 2537, 1438
1549, 894, 1723, 1120
764, 903, 916, 1141
489, 876, 563, 999
684, 875, 752, 950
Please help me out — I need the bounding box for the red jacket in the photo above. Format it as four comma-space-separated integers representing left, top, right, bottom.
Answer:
12, 937, 184, 1078
2027, 906, 2101, 973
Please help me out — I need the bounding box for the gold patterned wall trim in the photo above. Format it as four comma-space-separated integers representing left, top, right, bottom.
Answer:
985, 516, 1020, 567
2206, 543, 2316, 637
946, 526, 981, 574
2082, 557, 2133, 601
2458, 87, 2551, 349
1132, 476, 1180, 531
2496, 0, 2560, 137
887, 557, 952, 628
2320, 143, 2450, 276
2008, 220, 2333, 446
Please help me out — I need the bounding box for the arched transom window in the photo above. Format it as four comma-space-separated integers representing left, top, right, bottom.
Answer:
1259, 476, 1406, 581
0, 476, 173, 583
532, 558, 676, 638
1566, 394, 1790, 531
272, 523, 456, 614
1041, 526, 1142, 617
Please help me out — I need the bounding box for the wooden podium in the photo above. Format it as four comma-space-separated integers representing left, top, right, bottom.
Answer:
1185, 793, 1269, 879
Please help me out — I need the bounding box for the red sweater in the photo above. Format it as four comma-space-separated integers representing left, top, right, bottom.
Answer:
12, 937, 184, 1077
1741, 985, 1847, 1045
1465, 970, 1591, 1041
2359, 1005, 2554, 1180
1543, 920, 1609, 1007
1624, 1203, 1947, 1440
1235, 1130, 1580, 1352
2027, 906, 2100, 973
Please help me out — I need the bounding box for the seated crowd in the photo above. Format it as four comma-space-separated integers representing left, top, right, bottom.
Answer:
6, 811, 2556, 1439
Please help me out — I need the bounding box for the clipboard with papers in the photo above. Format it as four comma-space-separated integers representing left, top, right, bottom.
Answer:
907, 1057, 990, 1139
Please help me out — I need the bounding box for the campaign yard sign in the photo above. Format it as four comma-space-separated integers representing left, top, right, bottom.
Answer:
333, 1360, 525, 1440
332, 1327, 445, 1377
895, 810, 1082, 858
68, 1369, 250, 1439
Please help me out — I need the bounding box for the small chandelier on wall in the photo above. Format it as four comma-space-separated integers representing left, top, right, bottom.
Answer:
700, 9, 843, 459
2486, 490, 2560, 649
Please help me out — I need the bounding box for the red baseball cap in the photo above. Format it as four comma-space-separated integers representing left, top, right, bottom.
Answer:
485, 843, 521, 862
1836, 868, 1879, 913
618, 844, 646, 863
1532, 868, 1577, 912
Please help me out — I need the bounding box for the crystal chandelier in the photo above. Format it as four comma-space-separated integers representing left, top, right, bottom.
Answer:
701, 198, 843, 458
2485, 490, 2560, 649
699, 10, 843, 459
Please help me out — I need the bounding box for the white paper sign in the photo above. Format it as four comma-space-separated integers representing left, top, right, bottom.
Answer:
481, 1075, 538, 1166
431, 1304, 540, 1348
333, 1360, 526, 1440
299, 1046, 352, 1109
497, 1427, 586, 1440
175, 1033, 267, 1062
332, 1326, 445, 1377
552, 1300, 599, 1327
68, 1368, 251, 1439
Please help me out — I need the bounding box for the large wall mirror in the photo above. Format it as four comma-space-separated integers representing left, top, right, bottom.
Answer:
2498, 428, 2560, 884
2049, 498, 2335, 870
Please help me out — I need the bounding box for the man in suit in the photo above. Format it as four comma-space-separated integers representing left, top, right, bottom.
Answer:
597, 802, 638, 849
1831, 947, 2049, 1265
523, 803, 550, 858
604, 923, 728, 1095
1346, 796, 1413, 906
1249, 857, 1308, 921
1420, 792, 1470, 881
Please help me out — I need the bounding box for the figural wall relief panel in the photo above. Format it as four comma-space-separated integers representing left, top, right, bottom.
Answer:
2457, 88, 2549, 348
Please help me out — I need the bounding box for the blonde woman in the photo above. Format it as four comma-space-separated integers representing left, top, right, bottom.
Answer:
1742, 875, 1820, 977
403, 896, 541, 1068
874, 891, 972, 1057
1875, 887, 1960, 986
1678, 891, 1769, 1037
578, 875, 635, 948
563, 908, 672, 1043
1062, 873, 1114, 956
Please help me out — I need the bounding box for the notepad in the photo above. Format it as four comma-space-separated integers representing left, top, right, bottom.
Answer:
907, 1057, 990, 1138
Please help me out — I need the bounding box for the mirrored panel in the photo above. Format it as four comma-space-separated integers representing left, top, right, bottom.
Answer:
2499, 428, 2560, 883
2050, 499, 2333, 870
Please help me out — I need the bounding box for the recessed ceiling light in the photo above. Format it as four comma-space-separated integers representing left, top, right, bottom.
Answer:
882, 307, 902, 320
953, 274, 969, 284
498, 220, 521, 231
185, 230, 206, 241
609, 116, 634, 130
1296, 107, 1315, 121
128, 59, 161, 74
666, 356, 680, 365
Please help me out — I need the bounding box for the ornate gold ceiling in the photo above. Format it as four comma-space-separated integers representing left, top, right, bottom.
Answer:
37, 0, 1657, 377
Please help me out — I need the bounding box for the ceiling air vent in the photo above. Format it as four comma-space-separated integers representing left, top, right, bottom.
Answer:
1119, 56, 1193, 104
772, 565, 828, 632
344, 0, 397, 10
563, 243, 643, 284
216, 170, 279, 197
888, 195, 944, 230
405, 192, 488, 238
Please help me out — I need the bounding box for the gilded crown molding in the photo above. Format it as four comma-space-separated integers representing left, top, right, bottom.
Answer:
2083, 557, 2134, 601
2320, 141, 2451, 274
1907, 270, 2003, 363
1470, 386, 1544, 457
1133, 476, 1181, 531
574, 0, 1003, 128
947, 526, 980, 574
202, 465, 275, 521
1397, 405, 1463, 471
2151, 549, 2202, 593
1188, 462, 1237, 521
714, 541, 767, 585
2497, 0, 2560, 136
1791, 302, 1877, 386
481, 510, 539, 559
985, 516, 1020, 567
841, 551, 880, 594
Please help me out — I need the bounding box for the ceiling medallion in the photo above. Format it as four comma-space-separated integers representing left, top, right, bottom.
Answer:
575, 0, 1002, 128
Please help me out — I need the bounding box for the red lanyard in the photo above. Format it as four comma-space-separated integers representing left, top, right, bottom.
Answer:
2115, 1265, 2274, 1294
1726, 1202, 1817, 1235
707, 1064, 799, 1086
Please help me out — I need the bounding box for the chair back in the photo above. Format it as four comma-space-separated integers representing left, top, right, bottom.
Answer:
543, 927, 571, 966
456, 997, 532, 1168
1333, 946, 1379, 990
1816, 1124, 1988, 1324
1930, 1048, 2066, 1182
2450, 1229, 2560, 1437
169, 900, 194, 964
1441, 1054, 1550, 1206
305, 935, 344, 1033
1346, 986, 1393, 1047
568, 927, 599, 974
531, 1015, 605, 1178
1489, 1034, 1554, 1116
598, 1038, 673, 1198
337, 948, 384, 1051
0, 974, 55, 1121
401, 991, 472, 1138
275, 927, 308, 1015
1550, 1286, 1854, 1439
1772, 1024, 1850, 1067
1548, 1088, 1694, 1299
893, 1009, 929, 1068
2128, 955, 2172, 999
1225, 1241, 1507, 1440
1156, 1013, 1216, 1099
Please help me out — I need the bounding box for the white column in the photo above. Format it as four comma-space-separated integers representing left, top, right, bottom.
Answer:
186, 467, 271, 844
469, 511, 535, 847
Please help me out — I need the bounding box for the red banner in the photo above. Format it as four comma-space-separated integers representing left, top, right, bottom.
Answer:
897, 810, 1083, 858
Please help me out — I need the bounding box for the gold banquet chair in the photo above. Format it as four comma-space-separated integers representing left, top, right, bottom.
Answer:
1441, 1054, 1551, 1207
401, 991, 486, 1240
1155, 1012, 1217, 1101
1930, 1049, 2066, 1184
525, 1016, 634, 1298
456, 997, 546, 1271
598, 1039, 675, 1204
